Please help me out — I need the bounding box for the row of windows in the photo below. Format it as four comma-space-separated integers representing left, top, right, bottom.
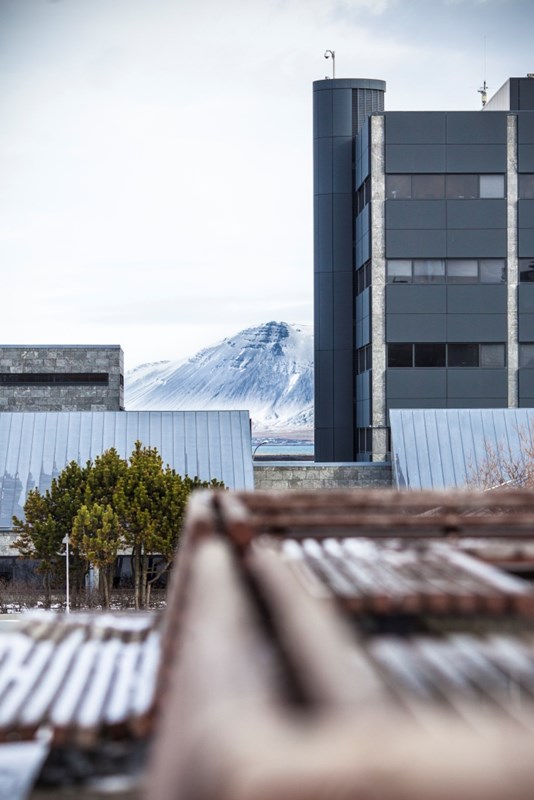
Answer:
520, 259, 534, 282
355, 178, 371, 215
386, 174, 505, 201
388, 343, 506, 368
0, 372, 110, 385
356, 344, 372, 374
387, 258, 506, 285
356, 262, 372, 294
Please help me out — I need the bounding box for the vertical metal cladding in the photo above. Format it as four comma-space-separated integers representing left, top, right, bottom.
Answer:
313, 79, 385, 462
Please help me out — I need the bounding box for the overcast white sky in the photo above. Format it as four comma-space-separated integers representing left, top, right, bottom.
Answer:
1, 0, 533, 370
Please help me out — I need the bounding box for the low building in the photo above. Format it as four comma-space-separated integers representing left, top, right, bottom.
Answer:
0, 345, 124, 412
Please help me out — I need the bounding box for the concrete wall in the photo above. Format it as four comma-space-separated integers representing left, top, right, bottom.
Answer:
0, 345, 124, 411
254, 462, 392, 490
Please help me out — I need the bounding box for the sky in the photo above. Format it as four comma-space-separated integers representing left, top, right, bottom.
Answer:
1, 0, 533, 371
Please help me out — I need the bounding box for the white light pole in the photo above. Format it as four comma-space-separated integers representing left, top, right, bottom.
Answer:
62, 535, 70, 614
324, 49, 335, 79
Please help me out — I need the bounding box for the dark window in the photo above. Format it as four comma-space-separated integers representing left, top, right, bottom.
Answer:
364, 261, 371, 288
480, 259, 506, 283
357, 267, 365, 294
479, 174, 505, 198
356, 345, 372, 374
413, 259, 445, 283
519, 174, 534, 200
446, 174, 478, 199
446, 259, 478, 283
480, 344, 505, 367
520, 344, 534, 367
448, 344, 479, 367
520, 259, 534, 282
387, 260, 412, 283
414, 344, 446, 367
387, 344, 413, 367
386, 174, 411, 200
412, 174, 444, 200
0, 373, 109, 386
119, 374, 124, 387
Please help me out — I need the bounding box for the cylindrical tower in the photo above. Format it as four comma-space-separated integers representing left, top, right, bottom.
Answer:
313, 78, 386, 462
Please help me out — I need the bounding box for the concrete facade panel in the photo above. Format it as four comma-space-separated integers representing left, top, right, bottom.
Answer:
386, 229, 447, 257
447, 369, 507, 398
332, 137, 353, 194
446, 228, 506, 257
446, 285, 507, 314
317, 273, 333, 349
314, 88, 333, 138
446, 112, 507, 144
446, 199, 506, 230
387, 314, 447, 341
387, 369, 447, 399
316, 137, 333, 194
332, 271, 354, 348
446, 314, 507, 340
518, 199, 534, 228
519, 314, 534, 339
445, 144, 506, 172
332, 90, 353, 136
385, 112, 446, 143
518, 285, 534, 313
518, 144, 534, 172
386, 200, 446, 230
333, 194, 354, 270
316, 194, 333, 270
386, 285, 446, 314
518, 369, 534, 396
385, 144, 446, 173
519, 229, 534, 257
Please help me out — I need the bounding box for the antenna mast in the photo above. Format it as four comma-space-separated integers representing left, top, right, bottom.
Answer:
478, 36, 488, 107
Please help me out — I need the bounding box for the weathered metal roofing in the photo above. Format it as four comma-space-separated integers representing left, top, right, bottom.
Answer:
0, 410, 253, 527
390, 408, 534, 490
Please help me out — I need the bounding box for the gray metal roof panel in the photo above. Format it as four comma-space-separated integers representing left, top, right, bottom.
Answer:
391, 408, 534, 490
0, 410, 253, 528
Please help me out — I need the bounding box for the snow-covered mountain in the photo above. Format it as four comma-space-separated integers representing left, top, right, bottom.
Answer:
125, 321, 313, 437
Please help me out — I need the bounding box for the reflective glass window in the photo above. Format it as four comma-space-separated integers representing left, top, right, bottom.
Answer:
446, 174, 478, 199
388, 344, 413, 367
413, 259, 445, 283
479, 174, 505, 198
447, 260, 477, 283
519, 344, 534, 367
519, 259, 534, 283
414, 344, 446, 367
480, 259, 506, 283
480, 344, 506, 367
448, 344, 479, 367
386, 175, 411, 200
412, 174, 445, 199
387, 260, 412, 283
519, 175, 534, 200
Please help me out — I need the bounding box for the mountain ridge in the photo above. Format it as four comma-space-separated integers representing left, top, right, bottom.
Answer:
125, 321, 314, 438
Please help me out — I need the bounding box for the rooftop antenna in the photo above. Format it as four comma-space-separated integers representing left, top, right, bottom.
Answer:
478, 35, 488, 106
324, 49, 335, 79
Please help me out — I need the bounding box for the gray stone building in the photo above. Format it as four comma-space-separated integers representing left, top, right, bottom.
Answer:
0, 345, 124, 411
314, 75, 534, 462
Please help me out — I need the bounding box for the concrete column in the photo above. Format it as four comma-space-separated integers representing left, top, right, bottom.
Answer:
370, 115, 387, 460
507, 114, 519, 407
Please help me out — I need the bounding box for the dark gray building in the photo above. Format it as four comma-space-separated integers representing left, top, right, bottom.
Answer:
0, 345, 124, 411
314, 75, 534, 462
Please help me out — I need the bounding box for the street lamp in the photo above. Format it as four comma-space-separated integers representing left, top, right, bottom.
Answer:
252, 440, 269, 460
324, 49, 335, 79
62, 535, 70, 615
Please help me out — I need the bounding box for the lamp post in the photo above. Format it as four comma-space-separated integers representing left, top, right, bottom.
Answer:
62, 535, 70, 615
252, 440, 269, 460
324, 49, 335, 79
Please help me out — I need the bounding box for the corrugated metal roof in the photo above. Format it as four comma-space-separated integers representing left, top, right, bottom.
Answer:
0, 410, 253, 528
390, 408, 534, 490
